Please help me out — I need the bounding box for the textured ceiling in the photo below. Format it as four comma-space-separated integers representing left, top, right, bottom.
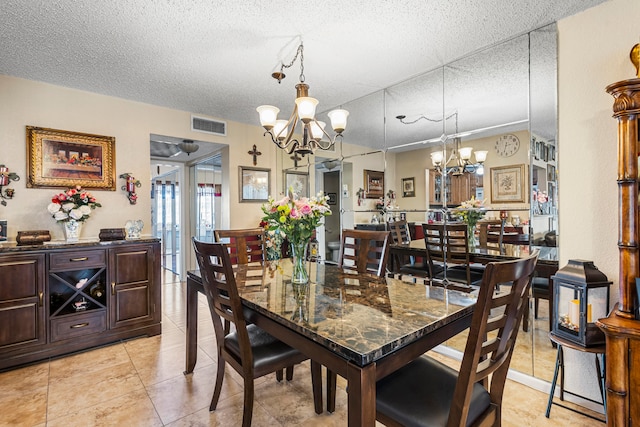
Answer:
0, 0, 607, 158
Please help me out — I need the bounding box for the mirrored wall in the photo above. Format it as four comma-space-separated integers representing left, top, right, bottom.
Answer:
276, 24, 558, 381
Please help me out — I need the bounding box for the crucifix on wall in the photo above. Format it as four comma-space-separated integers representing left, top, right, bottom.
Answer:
248, 144, 262, 166
290, 152, 302, 168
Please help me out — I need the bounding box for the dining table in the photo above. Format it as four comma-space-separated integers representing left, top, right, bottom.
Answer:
390, 239, 558, 270
185, 259, 477, 426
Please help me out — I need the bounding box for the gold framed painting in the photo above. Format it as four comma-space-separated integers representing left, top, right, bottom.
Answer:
490, 164, 526, 203
26, 126, 116, 190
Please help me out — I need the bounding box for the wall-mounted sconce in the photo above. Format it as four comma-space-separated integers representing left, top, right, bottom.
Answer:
119, 173, 141, 205
0, 164, 20, 206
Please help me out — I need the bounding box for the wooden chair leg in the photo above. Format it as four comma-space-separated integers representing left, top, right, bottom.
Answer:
311, 360, 323, 414
285, 365, 294, 381
210, 357, 226, 411
242, 376, 254, 427
276, 369, 283, 382
326, 368, 337, 413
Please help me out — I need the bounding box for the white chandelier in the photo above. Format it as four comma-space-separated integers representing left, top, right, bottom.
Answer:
397, 112, 487, 175
257, 42, 349, 156
430, 137, 488, 176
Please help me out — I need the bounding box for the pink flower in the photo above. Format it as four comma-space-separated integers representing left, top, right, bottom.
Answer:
300, 205, 312, 215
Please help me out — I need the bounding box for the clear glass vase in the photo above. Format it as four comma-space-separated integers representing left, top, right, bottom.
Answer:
467, 222, 476, 249
290, 240, 309, 285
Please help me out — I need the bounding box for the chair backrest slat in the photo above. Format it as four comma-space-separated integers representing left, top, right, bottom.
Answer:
214, 228, 265, 265
192, 238, 251, 356
387, 220, 410, 244
422, 223, 478, 286
338, 229, 391, 277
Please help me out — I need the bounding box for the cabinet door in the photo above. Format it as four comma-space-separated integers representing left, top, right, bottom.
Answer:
108, 244, 159, 329
0, 253, 46, 351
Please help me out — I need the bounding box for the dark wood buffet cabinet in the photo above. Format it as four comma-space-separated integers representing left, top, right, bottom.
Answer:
0, 239, 161, 371
596, 73, 640, 425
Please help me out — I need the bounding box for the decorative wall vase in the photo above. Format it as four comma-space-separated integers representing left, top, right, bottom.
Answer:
63, 219, 82, 243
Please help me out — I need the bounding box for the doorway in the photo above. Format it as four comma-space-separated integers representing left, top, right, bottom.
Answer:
323, 170, 341, 262
152, 170, 181, 274
192, 154, 223, 242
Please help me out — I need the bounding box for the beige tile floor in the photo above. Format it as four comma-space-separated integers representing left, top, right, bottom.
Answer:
0, 271, 605, 426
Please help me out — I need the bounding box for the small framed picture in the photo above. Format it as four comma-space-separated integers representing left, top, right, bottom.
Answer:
0, 220, 6, 241
327, 193, 337, 205
401, 177, 415, 197
239, 166, 270, 202
364, 169, 384, 198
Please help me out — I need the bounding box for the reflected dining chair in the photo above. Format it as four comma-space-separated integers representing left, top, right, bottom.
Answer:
422, 223, 484, 291
478, 219, 505, 250
214, 228, 265, 265
388, 220, 428, 277
192, 238, 322, 427
338, 228, 391, 277
376, 252, 539, 427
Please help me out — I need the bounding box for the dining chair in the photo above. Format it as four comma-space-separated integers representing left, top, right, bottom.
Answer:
478, 219, 505, 249
192, 238, 323, 426
422, 223, 484, 291
387, 220, 428, 276
214, 228, 265, 265
376, 252, 539, 427
338, 228, 391, 277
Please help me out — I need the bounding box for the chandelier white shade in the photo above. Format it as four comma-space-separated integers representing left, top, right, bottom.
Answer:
430, 138, 488, 175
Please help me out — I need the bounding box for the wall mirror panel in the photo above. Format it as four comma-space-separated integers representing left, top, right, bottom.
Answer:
274, 23, 558, 382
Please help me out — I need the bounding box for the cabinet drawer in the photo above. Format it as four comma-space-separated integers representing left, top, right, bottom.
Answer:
50, 310, 106, 342
50, 250, 106, 270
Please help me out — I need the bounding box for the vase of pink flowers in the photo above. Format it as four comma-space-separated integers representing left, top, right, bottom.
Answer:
47, 185, 101, 242
261, 188, 331, 284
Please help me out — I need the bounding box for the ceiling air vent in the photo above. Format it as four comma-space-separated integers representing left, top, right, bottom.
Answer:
191, 115, 227, 136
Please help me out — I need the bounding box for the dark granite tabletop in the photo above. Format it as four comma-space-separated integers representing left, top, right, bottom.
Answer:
189, 260, 476, 366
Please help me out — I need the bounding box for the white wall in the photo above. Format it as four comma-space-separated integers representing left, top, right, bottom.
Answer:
0, 75, 274, 243
557, 0, 639, 402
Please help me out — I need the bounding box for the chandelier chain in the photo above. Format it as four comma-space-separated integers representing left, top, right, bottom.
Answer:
279, 43, 305, 83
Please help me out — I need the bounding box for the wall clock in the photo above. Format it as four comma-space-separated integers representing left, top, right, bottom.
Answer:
494, 134, 520, 157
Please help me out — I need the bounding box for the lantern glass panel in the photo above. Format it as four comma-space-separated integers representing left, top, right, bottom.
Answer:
556, 281, 584, 339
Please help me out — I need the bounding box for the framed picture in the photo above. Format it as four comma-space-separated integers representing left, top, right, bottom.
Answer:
490, 164, 525, 203
284, 170, 309, 198
364, 169, 384, 198
239, 166, 270, 202
26, 126, 116, 190
401, 177, 415, 197
327, 192, 337, 205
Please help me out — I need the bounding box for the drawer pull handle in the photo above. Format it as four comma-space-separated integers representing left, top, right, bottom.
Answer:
111, 282, 116, 295
71, 322, 89, 329
70, 257, 89, 262
39, 292, 43, 307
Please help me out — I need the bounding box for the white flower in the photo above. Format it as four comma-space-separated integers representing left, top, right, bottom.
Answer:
54, 211, 69, 221
79, 205, 92, 215
69, 209, 84, 220
61, 202, 75, 212
47, 203, 61, 214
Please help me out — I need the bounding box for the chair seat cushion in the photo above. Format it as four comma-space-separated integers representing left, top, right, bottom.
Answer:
531, 277, 550, 290
225, 324, 302, 372
376, 356, 491, 427
436, 266, 484, 287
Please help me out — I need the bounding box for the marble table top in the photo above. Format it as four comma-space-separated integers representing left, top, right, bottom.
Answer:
191, 260, 476, 366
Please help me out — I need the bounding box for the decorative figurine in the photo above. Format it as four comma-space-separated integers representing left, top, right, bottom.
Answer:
0, 165, 20, 206
119, 173, 141, 204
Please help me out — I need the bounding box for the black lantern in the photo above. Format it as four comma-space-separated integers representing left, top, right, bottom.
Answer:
552, 259, 611, 347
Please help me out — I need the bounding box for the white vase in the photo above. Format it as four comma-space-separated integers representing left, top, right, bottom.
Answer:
63, 219, 83, 242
